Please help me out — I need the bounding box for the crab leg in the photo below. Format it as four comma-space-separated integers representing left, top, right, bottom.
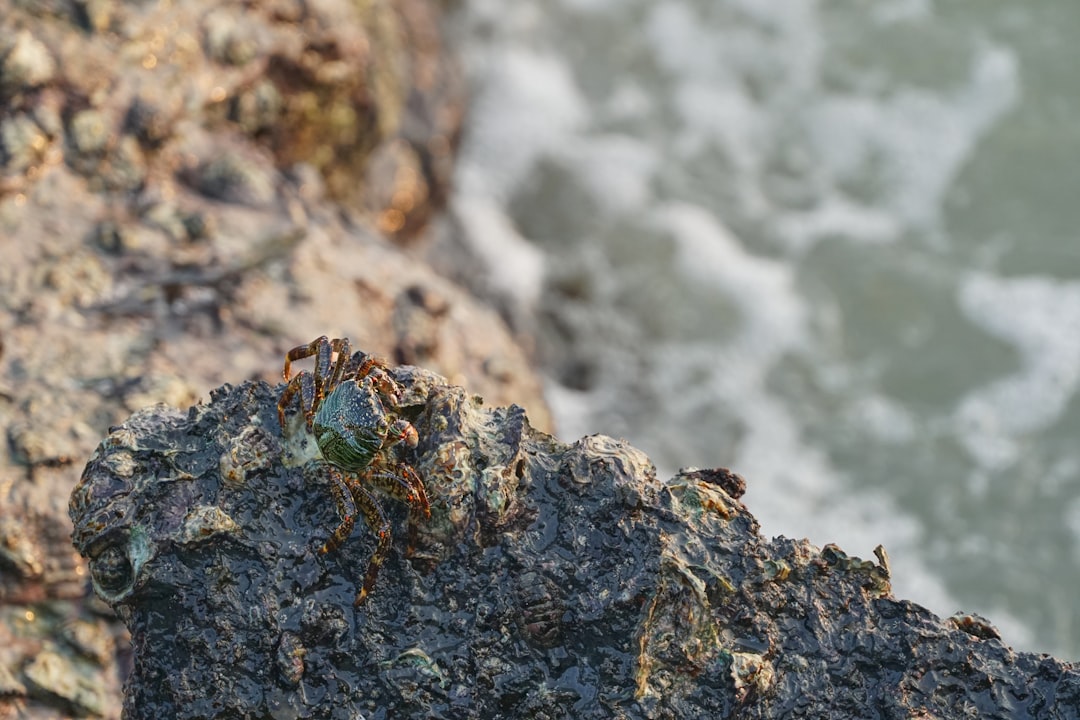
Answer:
327, 337, 353, 389
342, 351, 376, 379
365, 465, 431, 519
349, 481, 392, 606
283, 335, 330, 381
320, 468, 358, 554
277, 372, 318, 430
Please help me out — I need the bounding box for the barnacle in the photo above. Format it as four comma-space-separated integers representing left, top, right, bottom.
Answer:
89, 544, 133, 598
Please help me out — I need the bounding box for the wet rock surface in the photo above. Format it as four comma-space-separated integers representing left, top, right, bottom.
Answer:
71, 376, 1080, 719
0, 0, 548, 716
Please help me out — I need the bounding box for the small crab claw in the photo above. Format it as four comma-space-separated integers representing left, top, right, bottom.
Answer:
392, 419, 419, 448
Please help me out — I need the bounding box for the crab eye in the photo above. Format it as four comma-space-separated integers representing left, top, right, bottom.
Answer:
90, 543, 134, 599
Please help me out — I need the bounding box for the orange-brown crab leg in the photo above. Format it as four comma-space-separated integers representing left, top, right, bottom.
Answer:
277, 371, 318, 431
365, 465, 431, 519
342, 352, 384, 379
283, 336, 329, 381
321, 468, 359, 554
326, 337, 353, 389
350, 481, 392, 606
279, 336, 357, 431
283, 336, 347, 397
345, 355, 403, 403
321, 467, 395, 606
285, 336, 353, 380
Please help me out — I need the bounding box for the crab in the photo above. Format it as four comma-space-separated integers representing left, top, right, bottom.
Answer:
276, 335, 430, 604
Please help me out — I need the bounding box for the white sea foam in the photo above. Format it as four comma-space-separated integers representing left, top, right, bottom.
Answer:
846, 394, 917, 445
450, 0, 965, 617
455, 48, 587, 202
956, 273, 1080, 470
565, 135, 659, 215
872, 0, 933, 24
656, 202, 805, 356
807, 44, 1017, 233
453, 0, 1061, 654
450, 195, 546, 312
775, 42, 1016, 252
450, 44, 588, 313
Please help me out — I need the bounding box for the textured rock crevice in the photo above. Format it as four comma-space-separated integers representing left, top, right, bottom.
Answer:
69, 373, 1080, 719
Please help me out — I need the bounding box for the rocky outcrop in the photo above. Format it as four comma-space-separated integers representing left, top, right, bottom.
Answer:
70, 373, 1080, 718
0, 1, 549, 717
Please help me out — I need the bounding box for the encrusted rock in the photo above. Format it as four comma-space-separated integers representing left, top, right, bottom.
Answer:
1, 30, 55, 92
0, 113, 50, 174
70, 377, 1080, 718
0, 603, 123, 719
23, 648, 107, 717
190, 149, 277, 206
0, 661, 26, 697
0, 1, 531, 717
68, 110, 111, 157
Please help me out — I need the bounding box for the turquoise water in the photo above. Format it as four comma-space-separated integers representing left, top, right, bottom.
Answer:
450, 0, 1080, 658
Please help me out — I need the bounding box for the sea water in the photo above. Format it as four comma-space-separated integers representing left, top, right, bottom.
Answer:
448, 0, 1080, 658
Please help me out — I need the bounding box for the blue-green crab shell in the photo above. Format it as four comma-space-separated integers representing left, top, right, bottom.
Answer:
312, 378, 390, 471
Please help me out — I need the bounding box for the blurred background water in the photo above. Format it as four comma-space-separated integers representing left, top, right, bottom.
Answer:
446, 0, 1080, 658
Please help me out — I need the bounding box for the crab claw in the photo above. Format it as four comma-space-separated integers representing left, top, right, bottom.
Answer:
392, 419, 419, 448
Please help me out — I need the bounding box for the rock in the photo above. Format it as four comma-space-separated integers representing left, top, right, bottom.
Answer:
0, 604, 124, 719
0, 113, 50, 175
70, 374, 1080, 719
189, 148, 277, 206
0, 30, 56, 92
0, 1, 541, 717
23, 648, 107, 717
67, 109, 111, 157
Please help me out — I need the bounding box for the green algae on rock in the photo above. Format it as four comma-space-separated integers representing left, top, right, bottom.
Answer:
70, 371, 1080, 718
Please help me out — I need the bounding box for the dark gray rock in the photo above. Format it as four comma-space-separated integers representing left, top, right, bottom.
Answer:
70, 373, 1080, 719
